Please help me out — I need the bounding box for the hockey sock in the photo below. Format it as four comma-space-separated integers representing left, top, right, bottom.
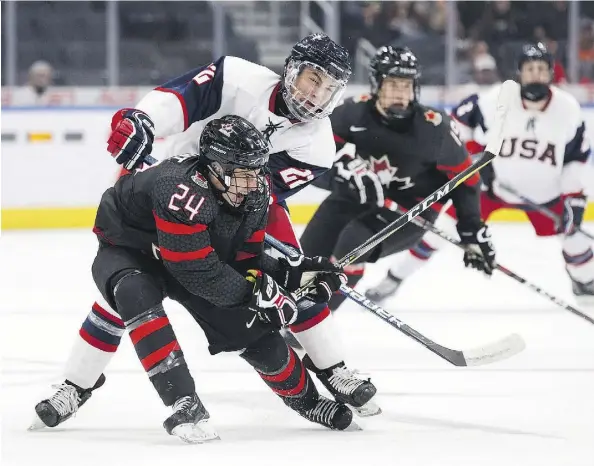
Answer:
64, 297, 124, 389
241, 332, 318, 412
289, 301, 344, 370
114, 271, 194, 406
563, 233, 594, 283
125, 304, 193, 406
389, 239, 437, 280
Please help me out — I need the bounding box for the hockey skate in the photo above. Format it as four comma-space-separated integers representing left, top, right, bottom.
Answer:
303, 355, 381, 417
571, 277, 594, 305
163, 393, 219, 444
298, 395, 360, 431
29, 374, 106, 430
364, 271, 403, 304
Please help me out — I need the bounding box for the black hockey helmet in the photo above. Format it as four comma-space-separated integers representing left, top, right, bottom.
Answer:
369, 45, 421, 121
200, 115, 270, 212
517, 42, 553, 102
282, 33, 352, 122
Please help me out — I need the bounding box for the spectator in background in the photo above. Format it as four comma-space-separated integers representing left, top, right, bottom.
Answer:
27, 60, 54, 98
471, 1, 523, 47
472, 53, 499, 85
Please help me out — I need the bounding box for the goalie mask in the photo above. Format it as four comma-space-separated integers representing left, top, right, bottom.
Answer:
282, 33, 352, 122
199, 115, 270, 212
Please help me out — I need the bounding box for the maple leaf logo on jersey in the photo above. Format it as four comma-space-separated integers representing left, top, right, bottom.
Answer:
369, 155, 415, 190
370, 155, 397, 186
424, 110, 442, 127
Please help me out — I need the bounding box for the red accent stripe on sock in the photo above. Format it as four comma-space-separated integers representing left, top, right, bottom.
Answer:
92, 302, 124, 327
409, 249, 430, 260
141, 341, 181, 371
289, 306, 330, 333
129, 316, 170, 345
79, 328, 118, 353
260, 348, 296, 383
272, 360, 306, 397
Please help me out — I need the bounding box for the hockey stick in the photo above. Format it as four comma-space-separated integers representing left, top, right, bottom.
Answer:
265, 233, 525, 367
394, 205, 594, 326
497, 182, 594, 241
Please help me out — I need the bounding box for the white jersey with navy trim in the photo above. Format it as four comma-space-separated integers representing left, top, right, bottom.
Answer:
452, 83, 591, 204
134, 56, 335, 202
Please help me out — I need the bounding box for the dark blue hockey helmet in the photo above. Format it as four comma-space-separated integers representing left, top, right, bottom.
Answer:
200, 115, 270, 212
282, 33, 352, 122
369, 45, 421, 122
517, 42, 553, 102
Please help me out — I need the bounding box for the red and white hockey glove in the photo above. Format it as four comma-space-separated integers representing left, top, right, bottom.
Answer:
107, 108, 155, 171
334, 155, 385, 208
247, 270, 298, 328
278, 255, 347, 303
561, 193, 587, 236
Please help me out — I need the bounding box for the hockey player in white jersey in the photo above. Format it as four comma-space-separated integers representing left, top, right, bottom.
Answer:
31, 34, 380, 437
366, 42, 594, 304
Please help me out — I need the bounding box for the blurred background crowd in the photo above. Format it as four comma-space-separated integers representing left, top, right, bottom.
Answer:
3, 1, 594, 95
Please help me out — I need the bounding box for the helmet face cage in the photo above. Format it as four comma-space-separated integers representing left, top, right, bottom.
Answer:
282, 33, 352, 122
200, 116, 271, 212
282, 60, 348, 122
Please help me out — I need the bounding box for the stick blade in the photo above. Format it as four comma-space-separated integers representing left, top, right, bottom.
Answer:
462, 333, 526, 367
484, 79, 519, 156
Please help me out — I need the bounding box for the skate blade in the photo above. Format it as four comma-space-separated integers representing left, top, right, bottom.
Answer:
171, 421, 220, 444
343, 419, 363, 432
353, 400, 382, 417
28, 414, 48, 431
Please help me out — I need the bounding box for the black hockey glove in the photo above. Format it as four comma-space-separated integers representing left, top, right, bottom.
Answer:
278, 255, 347, 303
561, 193, 587, 236
107, 108, 155, 171
246, 270, 298, 328
334, 155, 385, 208
457, 222, 496, 276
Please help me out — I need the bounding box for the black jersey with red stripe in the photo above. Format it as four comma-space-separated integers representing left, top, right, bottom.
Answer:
322, 96, 482, 228
93, 154, 267, 307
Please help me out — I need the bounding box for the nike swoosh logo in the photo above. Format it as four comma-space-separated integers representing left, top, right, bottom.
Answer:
246, 313, 257, 328
350, 126, 367, 132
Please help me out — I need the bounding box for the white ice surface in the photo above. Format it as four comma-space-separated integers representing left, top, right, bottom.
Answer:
1, 224, 594, 466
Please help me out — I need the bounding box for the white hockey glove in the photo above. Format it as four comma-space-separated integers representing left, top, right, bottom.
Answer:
334, 155, 385, 208
246, 270, 298, 328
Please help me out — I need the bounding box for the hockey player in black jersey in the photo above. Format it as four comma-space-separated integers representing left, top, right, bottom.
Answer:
301, 45, 497, 310
31, 116, 357, 441
42, 34, 379, 417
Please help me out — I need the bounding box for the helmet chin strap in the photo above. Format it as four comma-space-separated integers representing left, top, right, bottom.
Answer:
207, 163, 232, 193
